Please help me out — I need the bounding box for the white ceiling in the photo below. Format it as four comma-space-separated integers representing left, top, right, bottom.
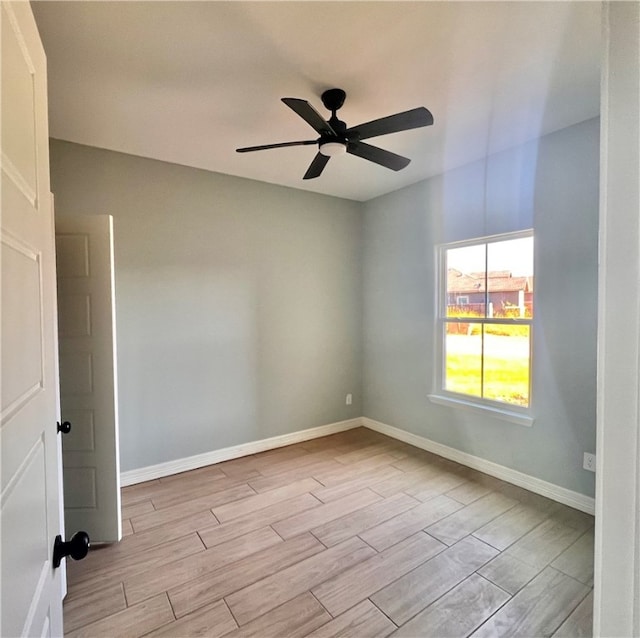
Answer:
32, 1, 601, 202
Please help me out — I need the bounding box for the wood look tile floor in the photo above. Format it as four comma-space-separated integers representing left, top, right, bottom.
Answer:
64, 428, 594, 637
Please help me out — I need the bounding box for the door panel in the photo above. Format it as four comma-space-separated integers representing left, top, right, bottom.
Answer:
1, 236, 43, 417
1, 2, 38, 203
1, 2, 64, 636
2, 441, 49, 636
56, 215, 121, 542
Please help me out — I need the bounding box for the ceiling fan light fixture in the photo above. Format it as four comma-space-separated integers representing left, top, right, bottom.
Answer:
319, 141, 347, 157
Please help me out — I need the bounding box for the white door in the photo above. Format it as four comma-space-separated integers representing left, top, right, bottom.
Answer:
56, 215, 122, 543
1, 2, 64, 636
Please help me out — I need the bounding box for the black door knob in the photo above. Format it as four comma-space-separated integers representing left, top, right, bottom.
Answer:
57, 421, 71, 434
53, 531, 90, 568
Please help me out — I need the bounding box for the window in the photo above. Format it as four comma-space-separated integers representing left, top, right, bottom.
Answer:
433, 231, 534, 419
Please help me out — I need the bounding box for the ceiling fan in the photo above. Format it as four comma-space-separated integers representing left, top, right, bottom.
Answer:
236, 88, 434, 180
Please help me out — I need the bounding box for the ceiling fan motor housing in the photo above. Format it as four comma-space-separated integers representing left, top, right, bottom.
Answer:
319, 89, 348, 156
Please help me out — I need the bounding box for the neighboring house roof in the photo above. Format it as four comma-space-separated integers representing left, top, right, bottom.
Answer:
447, 269, 533, 294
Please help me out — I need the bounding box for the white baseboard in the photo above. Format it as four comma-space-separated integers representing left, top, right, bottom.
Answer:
362, 417, 595, 515
120, 417, 362, 487
121, 415, 595, 516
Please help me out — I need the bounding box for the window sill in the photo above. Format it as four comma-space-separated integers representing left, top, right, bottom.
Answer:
427, 394, 535, 427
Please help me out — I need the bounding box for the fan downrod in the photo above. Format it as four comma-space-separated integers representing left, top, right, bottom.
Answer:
321, 88, 346, 113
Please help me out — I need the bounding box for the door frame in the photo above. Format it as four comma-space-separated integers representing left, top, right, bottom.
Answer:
593, 2, 640, 636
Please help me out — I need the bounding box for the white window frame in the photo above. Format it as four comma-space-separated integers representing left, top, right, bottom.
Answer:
429, 230, 534, 427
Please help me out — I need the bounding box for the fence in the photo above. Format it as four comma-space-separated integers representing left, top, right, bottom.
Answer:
446, 302, 532, 319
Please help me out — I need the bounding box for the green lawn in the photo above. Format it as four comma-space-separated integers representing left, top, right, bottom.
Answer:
445, 333, 530, 406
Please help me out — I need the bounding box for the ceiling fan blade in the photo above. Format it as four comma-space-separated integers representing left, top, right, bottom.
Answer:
303, 152, 330, 180
347, 141, 411, 171
236, 140, 317, 153
282, 98, 336, 136
347, 107, 433, 141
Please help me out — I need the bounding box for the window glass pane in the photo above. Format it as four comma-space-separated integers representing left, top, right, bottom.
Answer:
444, 324, 482, 398
445, 244, 486, 318
482, 323, 530, 407
487, 236, 534, 318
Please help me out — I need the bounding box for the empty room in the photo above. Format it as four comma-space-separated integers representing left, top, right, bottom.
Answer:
2, 2, 638, 637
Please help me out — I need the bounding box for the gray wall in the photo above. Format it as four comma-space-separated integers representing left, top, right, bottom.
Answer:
362, 118, 599, 497
51, 118, 599, 497
50, 141, 363, 472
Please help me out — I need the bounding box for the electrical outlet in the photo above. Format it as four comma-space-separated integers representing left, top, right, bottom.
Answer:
346, 393, 353, 405
583, 452, 596, 472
